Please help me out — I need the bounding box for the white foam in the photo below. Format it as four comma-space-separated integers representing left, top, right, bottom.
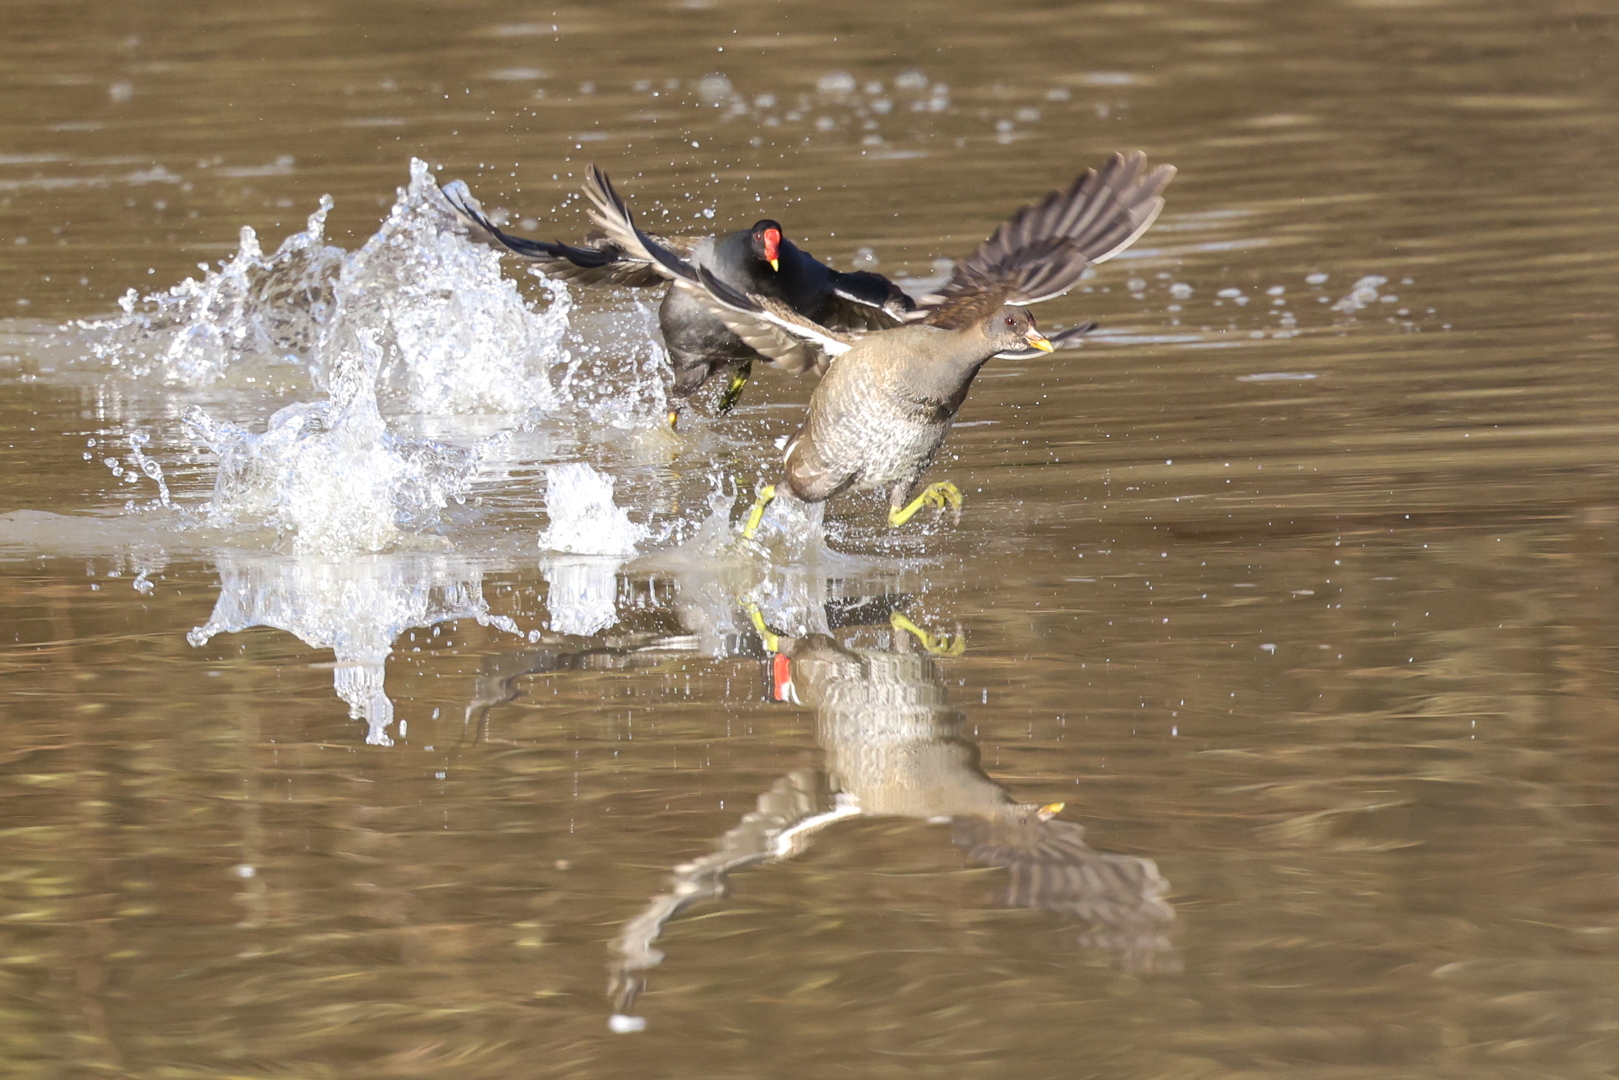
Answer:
1332, 274, 1388, 314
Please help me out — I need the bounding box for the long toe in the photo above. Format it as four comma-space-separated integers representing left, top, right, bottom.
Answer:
742, 484, 778, 539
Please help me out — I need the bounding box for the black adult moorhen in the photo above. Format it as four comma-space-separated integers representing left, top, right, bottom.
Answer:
607, 151, 1175, 533
440, 170, 912, 427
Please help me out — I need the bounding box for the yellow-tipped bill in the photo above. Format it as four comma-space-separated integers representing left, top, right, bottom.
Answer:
768, 257, 779, 272
1025, 328, 1054, 352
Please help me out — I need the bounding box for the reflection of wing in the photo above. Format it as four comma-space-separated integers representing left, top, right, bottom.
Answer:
610, 769, 858, 1018
918, 151, 1176, 328
440, 177, 683, 288
463, 633, 698, 731
955, 814, 1178, 973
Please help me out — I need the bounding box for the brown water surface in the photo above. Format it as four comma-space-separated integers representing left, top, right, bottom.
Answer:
2, 0, 1619, 1077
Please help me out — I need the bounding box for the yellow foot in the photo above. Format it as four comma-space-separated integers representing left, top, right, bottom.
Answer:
742, 484, 777, 539
716, 369, 750, 414
888, 481, 963, 527
667, 407, 681, 432
890, 611, 966, 656
745, 604, 781, 653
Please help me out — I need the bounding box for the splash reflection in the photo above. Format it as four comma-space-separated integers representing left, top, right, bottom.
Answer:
189, 550, 519, 745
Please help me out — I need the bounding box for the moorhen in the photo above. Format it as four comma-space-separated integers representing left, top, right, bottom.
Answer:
609, 152, 1175, 533
440, 169, 912, 427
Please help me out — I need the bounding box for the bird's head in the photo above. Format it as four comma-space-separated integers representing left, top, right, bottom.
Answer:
750, 220, 784, 272
988, 306, 1053, 354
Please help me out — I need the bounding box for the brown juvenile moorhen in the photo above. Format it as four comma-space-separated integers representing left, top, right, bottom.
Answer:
610, 152, 1175, 532
440, 170, 912, 427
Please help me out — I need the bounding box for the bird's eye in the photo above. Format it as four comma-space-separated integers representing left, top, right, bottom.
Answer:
1004, 315, 1015, 326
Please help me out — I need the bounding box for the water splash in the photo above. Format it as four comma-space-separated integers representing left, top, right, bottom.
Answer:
77, 197, 345, 387
741, 486, 828, 562
538, 463, 645, 636
538, 463, 644, 556
187, 551, 519, 746
327, 158, 571, 416
74, 158, 577, 416
124, 431, 172, 509
182, 328, 496, 555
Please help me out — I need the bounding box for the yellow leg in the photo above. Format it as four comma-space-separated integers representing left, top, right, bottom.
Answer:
716, 366, 751, 414
745, 604, 780, 653
889, 611, 966, 656
887, 480, 963, 527
742, 484, 777, 539
666, 407, 681, 432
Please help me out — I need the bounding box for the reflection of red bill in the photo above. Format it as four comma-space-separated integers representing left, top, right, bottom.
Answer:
771, 652, 793, 702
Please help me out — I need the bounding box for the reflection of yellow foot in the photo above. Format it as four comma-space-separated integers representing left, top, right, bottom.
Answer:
890, 611, 966, 656
888, 480, 963, 527
746, 604, 781, 653
716, 369, 750, 414
742, 484, 777, 539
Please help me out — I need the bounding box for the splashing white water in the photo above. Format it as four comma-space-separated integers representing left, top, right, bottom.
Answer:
124, 431, 172, 509
183, 325, 497, 555
539, 463, 644, 556
325, 158, 571, 416
76, 158, 576, 415
187, 550, 519, 745
72, 158, 693, 556
536, 463, 645, 636
77, 197, 345, 387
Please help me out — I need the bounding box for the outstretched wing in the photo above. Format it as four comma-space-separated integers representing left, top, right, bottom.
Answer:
955, 813, 1177, 973
439, 177, 679, 288
922, 234, 1099, 328
919, 150, 1175, 326
578, 164, 682, 279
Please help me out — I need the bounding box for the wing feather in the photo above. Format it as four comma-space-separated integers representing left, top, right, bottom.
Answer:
439, 178, 669, 288
918, 151, 1176, 322
628, 208, 859, 366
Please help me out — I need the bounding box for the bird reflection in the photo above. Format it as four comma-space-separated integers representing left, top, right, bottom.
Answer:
467, 572, 1176, 1028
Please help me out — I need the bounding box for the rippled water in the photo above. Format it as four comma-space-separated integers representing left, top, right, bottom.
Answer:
3, 0, 1619, 1076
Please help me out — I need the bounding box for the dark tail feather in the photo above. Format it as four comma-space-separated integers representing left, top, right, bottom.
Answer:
441, 178, 621, 268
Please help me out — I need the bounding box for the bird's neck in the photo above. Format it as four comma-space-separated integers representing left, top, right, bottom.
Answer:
900, 327, 997, 407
